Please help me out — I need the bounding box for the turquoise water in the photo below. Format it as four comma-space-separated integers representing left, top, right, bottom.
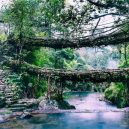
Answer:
0, 112, 129, 129
66, 92, 119, 112
0, 92, 129, 129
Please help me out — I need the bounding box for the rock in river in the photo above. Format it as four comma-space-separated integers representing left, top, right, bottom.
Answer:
39, 99, 58, 111
20, 112, 33, 119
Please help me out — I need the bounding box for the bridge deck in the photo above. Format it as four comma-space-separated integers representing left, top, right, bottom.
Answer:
7, 60, 129, 82
8, 32, 129, 49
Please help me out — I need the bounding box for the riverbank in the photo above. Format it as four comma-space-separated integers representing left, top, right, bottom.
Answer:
0, 92, 129, 124
1, 111, 129, 129
1, 107, 129, 124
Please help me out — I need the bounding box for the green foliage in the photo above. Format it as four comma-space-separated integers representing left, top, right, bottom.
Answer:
25, 48, 54, 68
33, 48, 55, 67
0, 32, 7, 41
21, 72, 47, 98
3, 0, 67, 97
3, 0, 129, 102
75, 56, 87, 70
104, 82, 129, 108
104, 45, 129, 108
5, 71, 48, 98
3, 0, 38, 38
88, 50, 109, 69
64, 60, 77, 70
119, 45, 129, 68
5, 73, 22, 98
6, 73, 22, 86
54, 48, 75, 69
41, 0, 64, 20
22, 48, 55, 98
74, 47, 113, 70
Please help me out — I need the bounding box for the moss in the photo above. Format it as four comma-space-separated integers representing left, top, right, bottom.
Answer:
56, 99, 75, 110
0, 93, 6, 108
104, 82, 129, 108
54, 93, 75, 110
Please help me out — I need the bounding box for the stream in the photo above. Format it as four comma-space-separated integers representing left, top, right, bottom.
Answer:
0, 92, 129, 129
66, 92, 119, 112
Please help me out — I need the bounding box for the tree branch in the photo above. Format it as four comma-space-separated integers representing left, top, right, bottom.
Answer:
87, 0, 128, 10
5, 60, 129, 83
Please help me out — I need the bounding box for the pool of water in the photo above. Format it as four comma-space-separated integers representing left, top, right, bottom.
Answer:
0, 92, 129, 129
65, 92, 119, 112
0, 112, 129, 129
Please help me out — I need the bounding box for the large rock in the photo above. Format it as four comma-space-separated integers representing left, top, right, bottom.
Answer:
19, 98, 39, 109
0, 115, 5, 123
20, 112, 33, 119
0, 109, 13, 123
0, 97, 6, 108
39, 98, 76, 111
39, 99, 58, 111
57, 100, 76, 110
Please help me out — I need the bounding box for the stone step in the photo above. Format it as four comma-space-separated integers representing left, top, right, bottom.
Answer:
0, 81, 5, 85
9, 107, 26, 112
6, 95, 14, 98
6, 98, 16, 101
0, 72, 4, 76
6, 99, 13, 101
5, 88, 12, 91
6, 93, 14, 96
10, 103, 27, 108
5, 88, 11, 91
0, 78, 5, 81
9, 85, 18, 88
0, 90, 4, 94
6, 100, 18, 105
6, 101, 14, 105
8, 86, 16, 88
0, 87, 6, 90
6, 96, 18, 99
0, 96, 5, 100
8, 87, 16, 90
5, 91, 12, 94
6, 98, 19, 102
5, 88, 15, 91
0, 77, 4, 79
19, 101, 28, 104
0, 79, 5, 82
0, 69, 20, 108
0, 84, 6, 87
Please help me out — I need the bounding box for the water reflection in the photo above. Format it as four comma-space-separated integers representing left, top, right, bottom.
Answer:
66, 92, 118, 111
1, 112, 129, 129
0, 92, 129, 129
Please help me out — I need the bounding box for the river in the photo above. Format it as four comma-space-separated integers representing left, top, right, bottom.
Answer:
0, 92, 129, 129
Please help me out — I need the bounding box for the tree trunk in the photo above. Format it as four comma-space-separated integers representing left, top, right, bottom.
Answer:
47, 76, 51, 100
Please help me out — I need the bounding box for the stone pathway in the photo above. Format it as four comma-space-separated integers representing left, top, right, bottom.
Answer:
0, 69, 22, 111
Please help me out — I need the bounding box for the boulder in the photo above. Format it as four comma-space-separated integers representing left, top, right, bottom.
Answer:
20, 112, 33, 119
0, 96, 6, 108
39, 99, 58, 111
39, 98, 76, 111
57, 100, 76, 110
19, 98, 39, 109
0, 115, 5, 123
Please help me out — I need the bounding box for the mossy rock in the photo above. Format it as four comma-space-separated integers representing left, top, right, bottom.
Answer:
104, 82, 129, 108
0, 98, 6, 108
56, 99, 75, 110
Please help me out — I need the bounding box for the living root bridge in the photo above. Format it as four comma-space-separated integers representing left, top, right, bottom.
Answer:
8, 32, 129, 49
6, 60, 129, 83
